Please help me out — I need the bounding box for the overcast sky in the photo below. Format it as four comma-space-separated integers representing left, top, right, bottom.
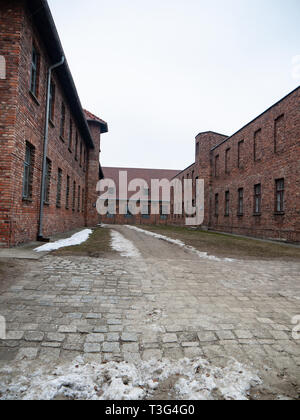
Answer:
48, 0, 300, 170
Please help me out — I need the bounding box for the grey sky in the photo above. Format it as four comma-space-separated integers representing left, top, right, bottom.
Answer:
48, 0, 300, 170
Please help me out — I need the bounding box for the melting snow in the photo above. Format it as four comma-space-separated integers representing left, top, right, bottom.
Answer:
0, 357, 261, 400
110, 230, 141, 258
34, 229, 93, 252
126, 225, 235, 262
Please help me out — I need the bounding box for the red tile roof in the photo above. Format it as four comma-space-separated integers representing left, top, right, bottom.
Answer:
102, 167, 181, 200
84, 109, 108, 133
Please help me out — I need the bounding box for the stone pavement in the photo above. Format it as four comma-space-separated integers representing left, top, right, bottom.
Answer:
0, 225, 299, 398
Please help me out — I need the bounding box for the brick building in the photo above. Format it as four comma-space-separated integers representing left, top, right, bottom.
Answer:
171, 86, 300, 243
0, 0, 108, 247
101, 167, 180, 225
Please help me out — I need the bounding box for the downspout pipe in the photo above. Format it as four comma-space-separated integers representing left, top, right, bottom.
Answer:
38, 56, 65, 241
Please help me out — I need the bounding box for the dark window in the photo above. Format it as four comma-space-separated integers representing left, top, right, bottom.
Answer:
225, 191, 230, 216
75, 133, 78, 161
196, 142, 199, 156
83, 148, 87, 171
79, 142, 83, 167
82, 188, 85, 213
49, 82, 55, 122
68, 119, 73, 151
56, 168, 62, 208
78, 186, 81, 212
275, 179, 285, 213
225, 148, 231, 174
23, 142, 35, 200
44, 159, 52, 204
238, 140, 244, 168
60, 102, 65, 139
254, 184, 261, 214
66, 175, 70, 209
30, 46, 39, 96
215, 193, 219, 217
72, 181, 76, 211
238, 188, 244, 215
215, 155, 219, 177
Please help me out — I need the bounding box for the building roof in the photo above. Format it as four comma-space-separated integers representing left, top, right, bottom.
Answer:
102, 167, 181, 200
84, 110, 108, 133
25, 0, 107, 149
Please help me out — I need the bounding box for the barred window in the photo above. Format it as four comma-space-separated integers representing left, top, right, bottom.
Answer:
43, 159, 52, 204
254, 184, 261, 214
215, 193, 219, 217
238, 188, 244, 215
66, 175, 70, 209
23, 142, 35, 200
82, 188, 85, 213
30, 46, 39, 96
78, 185, 81, 212
56, 168, 62, 208
275, 179, 285, 213
225, 191, 230, 216
72, 181, 76, 211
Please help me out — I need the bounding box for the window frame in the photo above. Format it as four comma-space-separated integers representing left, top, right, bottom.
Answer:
225, 191, 230, 216
275, 179, 285, 214
237, 188, 244, 216
22, 142, 35, 201
254, 184, 261, 215
30, 45, 39, 97
56, 168, 62, 208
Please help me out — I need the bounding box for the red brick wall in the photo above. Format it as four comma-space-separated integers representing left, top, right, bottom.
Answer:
210, 87, 300, 242
0, 1, 100, 247
171, 87, 300, 243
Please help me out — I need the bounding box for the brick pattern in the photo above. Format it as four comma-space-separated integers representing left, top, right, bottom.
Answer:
172, 88, 300, 242
0, 1, 105, 247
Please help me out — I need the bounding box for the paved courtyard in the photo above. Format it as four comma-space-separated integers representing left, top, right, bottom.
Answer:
0, 225, 299, 399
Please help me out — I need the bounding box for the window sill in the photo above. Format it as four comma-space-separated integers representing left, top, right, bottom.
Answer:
56, 205, 61, 209
274, 211, 285, 216
43, 202, 50, 207
237, 213, 244, 217
253, 213, 261, 217
29, 91, 40, 106
22, 197, 33, 203
224, 214, 230, 217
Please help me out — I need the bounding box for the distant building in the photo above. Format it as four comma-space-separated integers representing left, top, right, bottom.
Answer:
171, 87, 300, 243
101, 167, 180, 225
0, 0, 108, 247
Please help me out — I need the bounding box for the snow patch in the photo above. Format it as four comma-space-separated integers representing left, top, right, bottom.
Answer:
126, 225, 235, 262
34, 229, 93, 252
0, 357, 261, 401
110, 230, 141, 258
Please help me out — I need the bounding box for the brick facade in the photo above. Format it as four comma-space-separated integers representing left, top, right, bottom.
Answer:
0, 0, 108, 247
171, 87, 300, 243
